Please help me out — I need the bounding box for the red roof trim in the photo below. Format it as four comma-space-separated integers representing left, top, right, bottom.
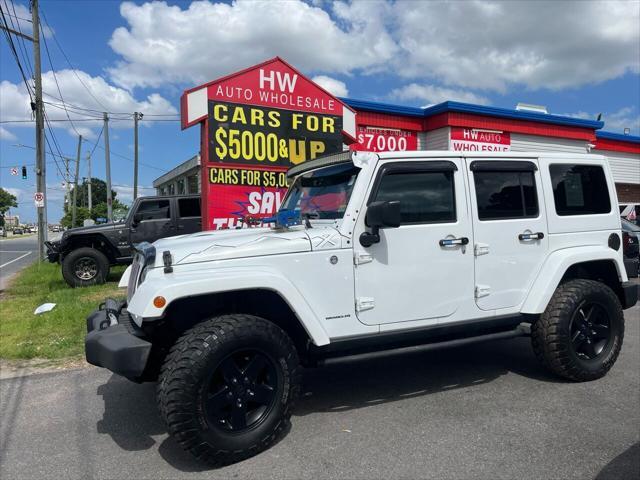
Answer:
356, 111, 423, 131
423, 112, 597, 141
594, 138, 640, 154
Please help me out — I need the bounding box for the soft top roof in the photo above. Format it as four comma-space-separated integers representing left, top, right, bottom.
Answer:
286, 151, 354, 178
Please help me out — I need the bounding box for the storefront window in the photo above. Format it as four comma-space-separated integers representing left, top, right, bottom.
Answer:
187, 174, 199, 194
177, 178, 186, 195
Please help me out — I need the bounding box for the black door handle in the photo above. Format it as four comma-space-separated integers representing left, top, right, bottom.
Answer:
518, 232, 544, 241
439, 237, 469, 247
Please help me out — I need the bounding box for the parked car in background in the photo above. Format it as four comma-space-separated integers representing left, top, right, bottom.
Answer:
621, 218, 640, 278
13, 228, 23, 235
620, 203, 639, 226
0, 227, 5, 237
46, 194, 202, 287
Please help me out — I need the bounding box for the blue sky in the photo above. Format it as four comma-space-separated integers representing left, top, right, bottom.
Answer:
1, 0, 639, 223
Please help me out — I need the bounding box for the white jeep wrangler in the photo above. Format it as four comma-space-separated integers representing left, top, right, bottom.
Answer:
85, 151, 638, 466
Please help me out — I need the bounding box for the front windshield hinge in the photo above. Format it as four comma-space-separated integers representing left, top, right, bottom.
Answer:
354, 251, 373, 265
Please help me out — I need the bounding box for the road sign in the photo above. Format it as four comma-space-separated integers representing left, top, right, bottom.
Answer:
34, 192, 44, 208
10, 167, 18, 176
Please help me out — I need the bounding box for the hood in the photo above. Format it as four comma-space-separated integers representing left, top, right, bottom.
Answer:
152, 226, 314, 266
62, 222, 119, 238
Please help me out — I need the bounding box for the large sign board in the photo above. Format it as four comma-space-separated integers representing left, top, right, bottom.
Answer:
450, 127, 511, 152
181, 58, 356, 230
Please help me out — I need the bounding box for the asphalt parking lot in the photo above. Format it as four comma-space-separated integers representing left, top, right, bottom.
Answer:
1, 305, 638, 480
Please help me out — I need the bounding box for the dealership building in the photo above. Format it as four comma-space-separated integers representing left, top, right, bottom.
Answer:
154, 98, 639, 202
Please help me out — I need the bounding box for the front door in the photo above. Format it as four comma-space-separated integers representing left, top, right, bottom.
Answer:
353, 159, 474, 326
129, 198, 175, 244
466, 159, 548, 311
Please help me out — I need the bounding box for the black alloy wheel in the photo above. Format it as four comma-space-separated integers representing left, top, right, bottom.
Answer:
569, 301, 611, 361
204, 350, 279, 433
74, 256, 99, 281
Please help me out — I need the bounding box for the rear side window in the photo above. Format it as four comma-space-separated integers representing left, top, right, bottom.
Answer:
178, 198, 201, 218
137, 199, 170, 220
373, 170, 456, 224
473, 171, 538, 220
550, 164, 611, 216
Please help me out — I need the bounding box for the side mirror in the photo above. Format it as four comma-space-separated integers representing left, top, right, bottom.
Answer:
360, 201, 401, 247
132, 212, 143, 225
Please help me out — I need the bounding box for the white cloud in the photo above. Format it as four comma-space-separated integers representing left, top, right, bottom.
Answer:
391, 0, 640, 91
0, 126, 17, 141
566, 107, 640, 135
112, 184, 156, 204
105, 0, 639, 93
311, 75, 349, 97
390, 83, 490, 106
0, 71, 177, 138
107, 0, 397, 89
8, 3, 54, 38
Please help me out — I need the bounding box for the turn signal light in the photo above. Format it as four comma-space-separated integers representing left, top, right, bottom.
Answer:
153, 296, 166, 308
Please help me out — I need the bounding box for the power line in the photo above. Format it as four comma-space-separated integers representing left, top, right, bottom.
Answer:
87, 125, 103, 158
1, 118, 103, 123
0, 2, 34, 100
40, 26, 81, 136
40, 8, 109, 112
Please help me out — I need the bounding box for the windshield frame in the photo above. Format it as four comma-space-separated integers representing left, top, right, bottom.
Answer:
278, 161, 360, 226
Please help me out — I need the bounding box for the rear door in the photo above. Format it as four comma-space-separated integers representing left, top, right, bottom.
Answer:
130, 198, 175, 244
466, 159, 548, 311
176, 197, 202, 234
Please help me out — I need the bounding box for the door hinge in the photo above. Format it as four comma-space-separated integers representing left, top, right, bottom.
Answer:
354, 251, 373, 265
356, 297, 375, 312
475, 285, 491, 299
474, 243, 489, 256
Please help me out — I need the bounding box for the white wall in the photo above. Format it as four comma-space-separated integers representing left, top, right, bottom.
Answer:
510, 133, 589, 153
421, 127, 450, 150
594, 149, 640, 185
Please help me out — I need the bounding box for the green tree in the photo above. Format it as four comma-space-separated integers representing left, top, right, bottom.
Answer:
65, 178, 117, 213
0, 187, 18, 227
61, 207, 92, 229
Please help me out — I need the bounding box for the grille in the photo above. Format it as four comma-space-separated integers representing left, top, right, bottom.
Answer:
127, 254, 143, 302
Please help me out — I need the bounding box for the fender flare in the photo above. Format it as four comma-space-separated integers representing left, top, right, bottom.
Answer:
127, 266, 331, 346
521, 246, 626, 314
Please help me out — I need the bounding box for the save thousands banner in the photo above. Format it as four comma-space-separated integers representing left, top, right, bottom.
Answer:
181, 57, 356, 230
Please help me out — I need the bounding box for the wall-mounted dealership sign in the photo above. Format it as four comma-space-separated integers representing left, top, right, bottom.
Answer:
351, 126, 418, 152
181, 57, 357, 230
450, 127, 511, 152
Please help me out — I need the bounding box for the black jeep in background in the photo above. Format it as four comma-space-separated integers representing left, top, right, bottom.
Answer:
46, 195, 201, 287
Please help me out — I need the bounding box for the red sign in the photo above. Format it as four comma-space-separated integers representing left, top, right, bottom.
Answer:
181, 58, 356, 230
351, 126, 418, 152
450, 127, 511, 152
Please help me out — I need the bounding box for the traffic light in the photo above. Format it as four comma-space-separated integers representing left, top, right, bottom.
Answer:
21, 166, 27, 179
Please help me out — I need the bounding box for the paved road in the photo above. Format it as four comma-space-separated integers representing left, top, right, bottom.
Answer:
0, 233, 60, 292
1, 306, 639, 480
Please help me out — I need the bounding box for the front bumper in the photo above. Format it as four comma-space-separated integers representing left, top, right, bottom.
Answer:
85, 299, 152, 381
621, 281, 639, 310
44, 241, 61, 263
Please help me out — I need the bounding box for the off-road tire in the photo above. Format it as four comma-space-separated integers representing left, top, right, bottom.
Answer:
157, 315, 301, 466
61, 247, 110, 288
531, 279, 624, 382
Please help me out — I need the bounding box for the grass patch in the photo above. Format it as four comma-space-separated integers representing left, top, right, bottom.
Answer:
0, 262, 125, 359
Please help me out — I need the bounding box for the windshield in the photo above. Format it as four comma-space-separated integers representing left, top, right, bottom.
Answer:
279, 162, 360, 222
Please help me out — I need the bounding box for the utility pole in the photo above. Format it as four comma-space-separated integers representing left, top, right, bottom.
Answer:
87, 152, 92, 210
133, 112, 141, 200
32, 0, 47, 260
64, 157, 70, 208
71, 135, 82, 227
103, 112, 113, 222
